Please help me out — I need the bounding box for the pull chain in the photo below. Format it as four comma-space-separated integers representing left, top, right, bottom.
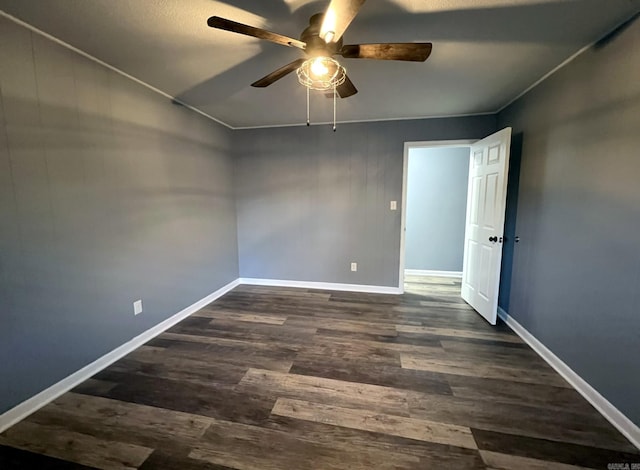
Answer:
306, 86, 310, 126
333, 85, 337, 132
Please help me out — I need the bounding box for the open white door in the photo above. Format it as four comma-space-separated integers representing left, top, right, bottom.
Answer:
461, 128, 512, 324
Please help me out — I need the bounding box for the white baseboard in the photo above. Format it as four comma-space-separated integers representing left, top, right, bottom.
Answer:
238, 278, 402, 295
0, 276, 401, 433
0, 279, 240, 434
498, 307, 640, 450
404, 269, 463, 278
18, 277, 637, 450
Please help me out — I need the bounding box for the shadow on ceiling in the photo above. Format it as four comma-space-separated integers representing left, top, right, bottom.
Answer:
175, 0, 640, 107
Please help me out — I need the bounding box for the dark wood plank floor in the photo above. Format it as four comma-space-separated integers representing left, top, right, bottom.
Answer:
1, 275, 638, 469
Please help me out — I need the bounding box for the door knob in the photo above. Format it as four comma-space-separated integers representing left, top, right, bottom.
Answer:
489, 236, 498, 242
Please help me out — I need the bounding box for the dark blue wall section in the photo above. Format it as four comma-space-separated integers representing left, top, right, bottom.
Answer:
499, 18, 640, 426
0, 18, 239, 414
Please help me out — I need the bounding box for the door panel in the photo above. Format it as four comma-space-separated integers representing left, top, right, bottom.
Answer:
461, 128, 512, 324
478, 245, 492, 300
470, 176, 482, 226
485, 172, 499, 228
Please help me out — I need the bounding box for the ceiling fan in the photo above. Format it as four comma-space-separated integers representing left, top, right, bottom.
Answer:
207, 0, 432, 99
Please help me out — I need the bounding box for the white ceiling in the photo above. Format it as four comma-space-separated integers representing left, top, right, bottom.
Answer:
1, 0, 639, 128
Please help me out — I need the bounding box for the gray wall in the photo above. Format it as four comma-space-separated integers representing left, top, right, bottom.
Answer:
499, 18, 640, 425
405, 147, 469, 272
0, 18, 239, 414
234, 117, 496, 287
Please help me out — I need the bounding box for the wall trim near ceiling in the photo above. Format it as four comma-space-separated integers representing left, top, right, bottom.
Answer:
0, 278, 241, 435
231, 112, 497, 131
404, 269, 463, 278
495, 43, 594, 115
495, 13, 638, 115
0, 10, 233, 130
239, 278, 403, 295
498, 307, 640, 450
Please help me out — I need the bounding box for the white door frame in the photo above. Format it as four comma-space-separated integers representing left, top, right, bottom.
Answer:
398, 139, 476, 292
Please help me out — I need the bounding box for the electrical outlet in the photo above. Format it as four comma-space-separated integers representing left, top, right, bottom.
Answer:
390, 200, 397, 211
350, 262, 358, 272
133, 299, 143, 316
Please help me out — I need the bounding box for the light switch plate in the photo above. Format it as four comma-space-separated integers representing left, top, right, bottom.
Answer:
133, 299, 143, 315
390, 201, 397, 210
350, 262, 358, 272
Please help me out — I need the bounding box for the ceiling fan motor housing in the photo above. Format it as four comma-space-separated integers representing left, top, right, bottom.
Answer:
300, 13, 343, 57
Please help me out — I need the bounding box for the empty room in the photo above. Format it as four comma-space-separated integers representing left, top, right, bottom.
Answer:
1, 0, 639, 468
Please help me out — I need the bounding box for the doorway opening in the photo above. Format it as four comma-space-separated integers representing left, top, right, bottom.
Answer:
400, 130, 517, 325
399, 140, 474, 294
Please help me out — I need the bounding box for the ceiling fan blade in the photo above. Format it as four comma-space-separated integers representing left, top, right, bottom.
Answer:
340, 43, 433, 61
207, 16, 306, 50
336, 74, 358, 98
251, 59, 306, 88
320, 0, 366, 43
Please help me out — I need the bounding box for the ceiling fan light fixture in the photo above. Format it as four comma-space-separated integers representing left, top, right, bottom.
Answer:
311, 57, 330, 77
296, 56, 346, 91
